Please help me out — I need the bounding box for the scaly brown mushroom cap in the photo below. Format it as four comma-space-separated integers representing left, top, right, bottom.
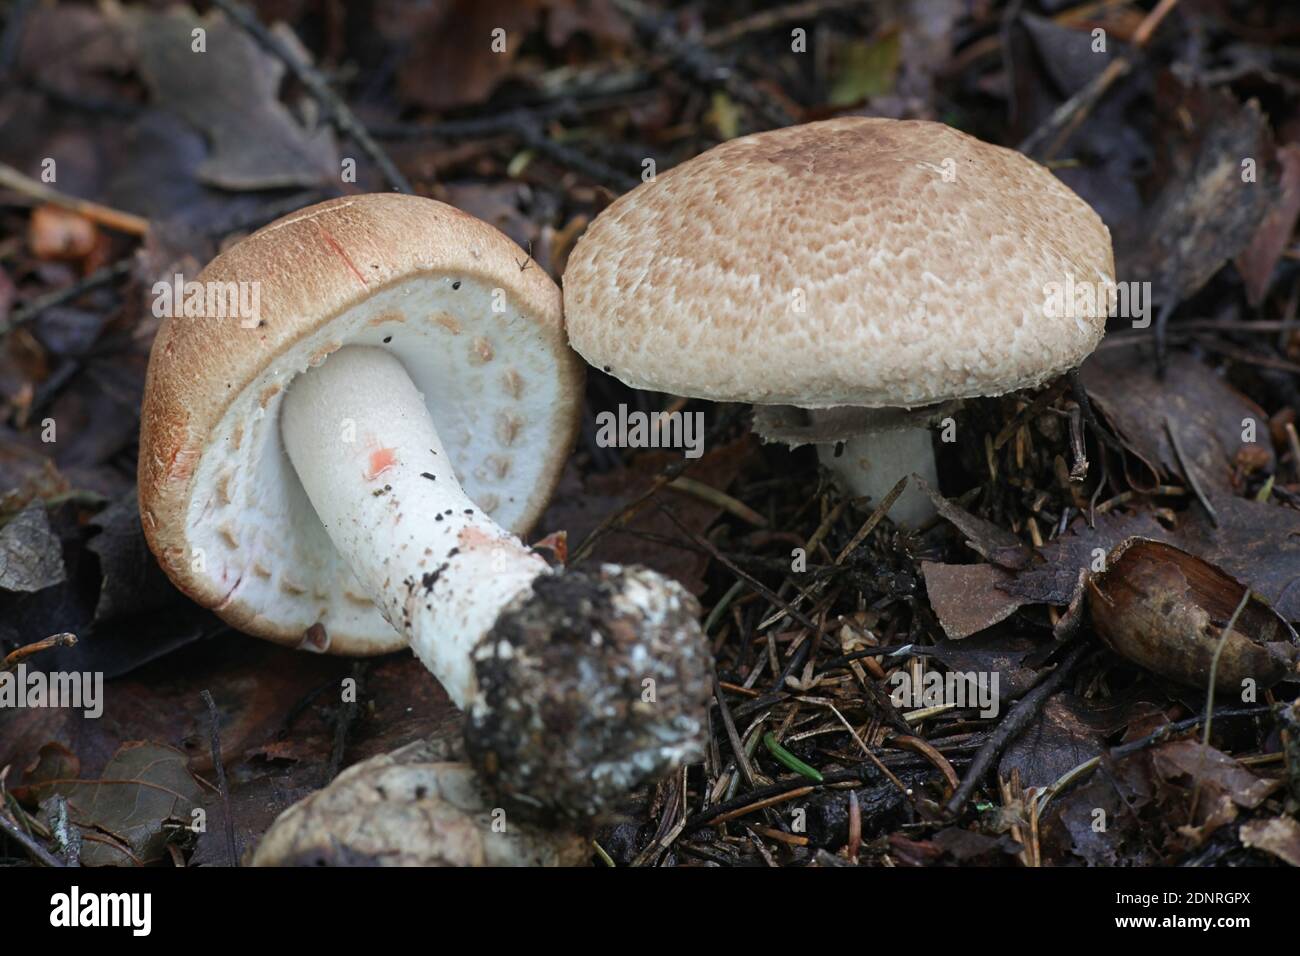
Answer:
564, 117, 1114, 409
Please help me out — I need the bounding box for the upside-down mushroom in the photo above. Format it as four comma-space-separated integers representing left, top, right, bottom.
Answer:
139, 194, 712, 820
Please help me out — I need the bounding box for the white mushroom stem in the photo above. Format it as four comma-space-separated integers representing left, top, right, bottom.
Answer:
279, 346, 548, 706
817, 426, 939, 526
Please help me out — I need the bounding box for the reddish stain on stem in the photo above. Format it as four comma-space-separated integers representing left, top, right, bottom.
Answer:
365, 447, 398, 481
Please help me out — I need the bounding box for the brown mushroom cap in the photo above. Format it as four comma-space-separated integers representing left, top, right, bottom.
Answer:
564, 117, 1114, 409
139, 194, 584, 654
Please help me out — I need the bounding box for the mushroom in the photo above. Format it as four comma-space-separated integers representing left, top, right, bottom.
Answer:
563, 117, 1114, 525
139, 194, 712, 820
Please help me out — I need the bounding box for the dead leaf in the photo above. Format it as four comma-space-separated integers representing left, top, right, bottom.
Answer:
123, 7, 338, 190
1000, 498, 1300, 623
1236, 143, 1300, 305
921, 561, 1023, 639
916, 477, 1032, 569
86, 490, 178, 621
1043, 749, 1161, 865
1088, 538, 1299, 690
1151, 739, 1277, 846
999, 692, 1163, 790
0, 502, 66, 593
1239, 815, 1300, 866
999, 510, 1168, 607
389, 0, 543, 112
1123, 81, 1278, 305
1081, 349, 1274, 492
39, 741, 202, 866
11, 741, 80, 803
926, 631, 1043, 702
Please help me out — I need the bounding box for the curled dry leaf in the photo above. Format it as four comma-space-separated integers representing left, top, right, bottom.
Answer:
1087, 538, 1299, 691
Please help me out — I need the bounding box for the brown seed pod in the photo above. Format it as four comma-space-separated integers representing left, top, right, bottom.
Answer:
1087, 538, 1299, 691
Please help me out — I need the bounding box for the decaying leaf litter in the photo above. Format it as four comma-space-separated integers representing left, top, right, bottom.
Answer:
1, 0, 1300, 867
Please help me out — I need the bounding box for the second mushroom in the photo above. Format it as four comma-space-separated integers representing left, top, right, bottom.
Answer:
563, 118, 1115, 525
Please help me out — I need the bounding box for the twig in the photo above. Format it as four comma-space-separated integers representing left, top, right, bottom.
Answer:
1, 259, 132, 337
660, 505, 821, 633
49, 794, 81, 866
707, 786, 815, 825
833, 476, 907, 563
209, 0, 412, 194
328, 662, 366, 781
944, 641, 1092, 817
1202, 590, 1253, 747
1018, 0, 1182, 160
701, 0, 870, 47
1066, 367, 1124, 458
515, 117, 639, 192
1, 632, 76, 672
200, 689, 238, 867
0, 161, 150, 234
1186, 590, 1253, 855
684, 766, 868, 830
0, 808, 64, 867
713, 672, 760, 788
1035, 703, 1271, 814
669, 475, 768, 527
612, 0, 795, 130
1165, 417, 1219, 527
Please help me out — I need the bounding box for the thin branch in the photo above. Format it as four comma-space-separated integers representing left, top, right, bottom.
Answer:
944, 641, 1092, 818
0, 161, 150, 234
200, 690, 239, 867
1, 259, 132, 337
0, 809, 65, 867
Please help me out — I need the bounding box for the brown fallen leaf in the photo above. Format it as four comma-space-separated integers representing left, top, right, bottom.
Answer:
1151, 739, 1278, 846
1080, 349, 1273, 493
998, 509, 1168, 607
1123, 80, 1279, 307
1239, 815, 1300, 866
999, 691, 1164, 791
1088, 538, 1299, 691
1236, 143, 1300, 306
921, 561, 1023, 640
927, 631, 1045, 704
11, 741, 80, 803
388, 0, 543, 113
1000, 499, 1300, 622
1042, 748, 1162, 866
915, 476, 1032, 569
34, 741, 202, 866
122, 7, 339, 190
